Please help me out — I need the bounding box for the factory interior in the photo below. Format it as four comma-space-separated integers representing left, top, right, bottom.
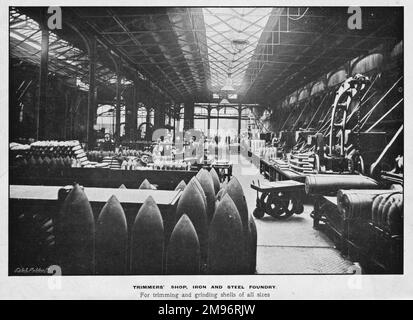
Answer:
9, 7, 403, 276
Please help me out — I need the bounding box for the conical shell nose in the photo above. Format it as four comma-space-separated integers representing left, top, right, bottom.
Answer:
62, 183, 91, 213
226, 177, 249, 230
210, 168, 221, 194
216, 187, 227, 202
196, 169, 216, 222
176, 178, 208, 264
44, 156, 51, 165
49, 157, 57, 168
98, 195, 126, 224
118, 184, 127, 189
133, 196, 164, 227
248, 216, 257, 274
191, 176, 207, 209
96, 195, 128, 275
166, 214, 200, 275
130, 196, 164, 275
139, 179, 154, 189
208, 194, 244, 274
29, 156, 36, 166
57, 157, 65, 167
175, 180, 187, 192
57, 183, 94, 275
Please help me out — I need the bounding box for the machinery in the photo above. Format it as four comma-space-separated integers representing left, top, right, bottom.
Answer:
251, 180, 304, 219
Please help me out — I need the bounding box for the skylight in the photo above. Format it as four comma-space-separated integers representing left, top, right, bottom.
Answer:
203, 8, 272, 93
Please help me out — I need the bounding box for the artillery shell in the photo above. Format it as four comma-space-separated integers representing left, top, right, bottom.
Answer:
56, 183, 95, 275
248, 215, 257, 274
37, 156, 43, 167
139, 178, 155, 190
377, 193, 401, 227
95, 195, 128, 275
226, 177, 249, 231
376, 195, 388, 227
29, 156, 36, 167
57, 156, 65, 168
208, 194, 244, 274
387, 200, 403, 235
210, 168, 221, 194
192, 177, 208, 212
176, 177, 208, 264
64, 156, 71, 167
223, 177, 250, 273
216, 187, 226, 202
43, 156, 51, 167
372, 194, 385, 224
49, 157, 57, 169
196, 169, 216, 222
382, 197, 396, 229
174, 180, 187, 192
130, 196, 164, 274
166, 214, 200, 275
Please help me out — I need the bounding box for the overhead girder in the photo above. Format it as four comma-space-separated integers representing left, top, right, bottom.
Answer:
11, 6, 402, 106
265, 21, 393, 102
10, 9, 127, 90
167, 8, 210, 99
61, 8, 179, 102
105, 12, 205, 101
106, 9, 189, 101
242, 7, 402, 104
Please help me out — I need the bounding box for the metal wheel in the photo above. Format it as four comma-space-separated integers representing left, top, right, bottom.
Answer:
328, 75, 369, 158
253, 207, 265, 219
294, 198, 305, 214
264, 191, 295, 219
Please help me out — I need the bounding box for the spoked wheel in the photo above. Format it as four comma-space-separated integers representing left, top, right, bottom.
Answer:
263, 192, 295, 220
292, 194, 305, 215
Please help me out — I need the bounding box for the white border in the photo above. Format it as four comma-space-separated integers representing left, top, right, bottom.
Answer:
1, 0, 412, 300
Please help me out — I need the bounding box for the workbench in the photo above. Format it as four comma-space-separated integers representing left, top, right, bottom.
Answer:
10, 166, 197, 190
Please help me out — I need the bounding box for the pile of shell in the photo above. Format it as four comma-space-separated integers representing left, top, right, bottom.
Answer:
372, 190, 403, 235
55, 168, 257, 275
170, 168, 257, 275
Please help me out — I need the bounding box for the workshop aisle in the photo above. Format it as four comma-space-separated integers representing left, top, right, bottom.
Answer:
229, 154, 354, 274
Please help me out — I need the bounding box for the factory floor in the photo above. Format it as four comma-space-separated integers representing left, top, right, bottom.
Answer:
228, 153, 354, 274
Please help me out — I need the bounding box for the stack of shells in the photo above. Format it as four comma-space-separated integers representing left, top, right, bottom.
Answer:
13, 140, 87, 169
371, 187, 403, 235
55, 168, 257, 275
23, 154, 78, 169
170, 168, 257, 275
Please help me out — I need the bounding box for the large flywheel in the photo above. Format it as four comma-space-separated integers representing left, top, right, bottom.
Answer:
328, 74, 370, 158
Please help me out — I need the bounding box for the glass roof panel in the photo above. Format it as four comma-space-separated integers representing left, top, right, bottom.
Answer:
203, 8, 272, 93
9, 8, 117, 86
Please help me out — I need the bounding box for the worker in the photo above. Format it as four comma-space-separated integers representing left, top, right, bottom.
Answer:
137, 151, 151, 167
271, 133, 279, 147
